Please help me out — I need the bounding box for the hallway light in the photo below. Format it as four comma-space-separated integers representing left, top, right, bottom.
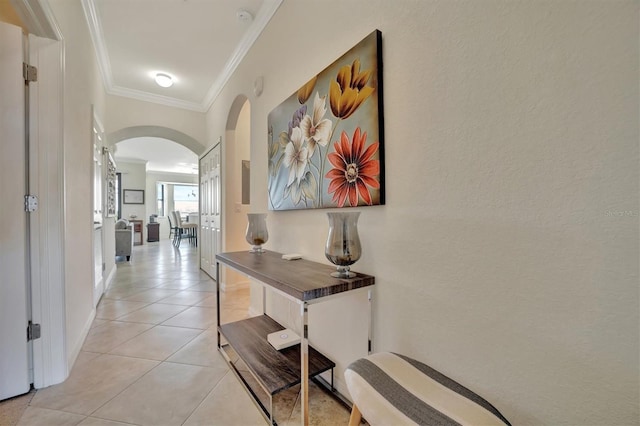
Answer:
154, 73, 174, 88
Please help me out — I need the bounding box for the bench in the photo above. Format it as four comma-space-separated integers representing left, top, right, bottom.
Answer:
345, 352, 511, 426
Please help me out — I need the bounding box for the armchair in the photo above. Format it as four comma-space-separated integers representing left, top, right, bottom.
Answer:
115, 219, 133, 261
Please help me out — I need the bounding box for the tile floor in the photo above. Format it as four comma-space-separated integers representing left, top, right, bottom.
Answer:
12, 240, 350, 426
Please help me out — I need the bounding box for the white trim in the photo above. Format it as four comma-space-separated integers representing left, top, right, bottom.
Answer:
201, 0, 283, 110
67, 308, 95, 373
104, 263, 117, 292
11, 0, 62, 40
28, 31, 68, 389
80, 0, 283, 112
80, 0, 113, 96
109, 84, 206, 113
114, 157, 148, 165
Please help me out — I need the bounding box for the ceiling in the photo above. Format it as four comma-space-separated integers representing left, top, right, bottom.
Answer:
84, 0, 282, 173
115, 137, 198, 175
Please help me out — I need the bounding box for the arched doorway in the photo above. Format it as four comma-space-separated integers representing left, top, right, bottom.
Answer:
223, 96, 251, 255
106, 126, 204, 257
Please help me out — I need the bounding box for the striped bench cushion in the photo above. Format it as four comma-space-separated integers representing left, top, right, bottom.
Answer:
345, 352, 511, 426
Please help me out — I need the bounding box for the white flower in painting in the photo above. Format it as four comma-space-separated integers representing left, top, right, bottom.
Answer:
283, 127, 308, 187
299, 92, 332, 158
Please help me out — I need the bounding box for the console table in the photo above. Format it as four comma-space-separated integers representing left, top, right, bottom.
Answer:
215, 250, 375, 425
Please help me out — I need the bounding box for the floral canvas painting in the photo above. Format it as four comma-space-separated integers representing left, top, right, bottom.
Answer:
268, 30, 384, 211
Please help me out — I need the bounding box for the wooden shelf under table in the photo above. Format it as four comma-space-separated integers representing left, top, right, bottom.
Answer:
219, 314, 335, 395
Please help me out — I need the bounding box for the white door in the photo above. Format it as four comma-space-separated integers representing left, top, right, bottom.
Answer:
210, 144, 222, 278
0, 21, 31, 400
199, 143, 221, 279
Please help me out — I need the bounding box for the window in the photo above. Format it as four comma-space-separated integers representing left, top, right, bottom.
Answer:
157, 182, 165, 216
173, 184, 198, 213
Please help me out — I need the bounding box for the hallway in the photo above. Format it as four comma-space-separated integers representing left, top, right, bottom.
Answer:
12, 240, 350, 425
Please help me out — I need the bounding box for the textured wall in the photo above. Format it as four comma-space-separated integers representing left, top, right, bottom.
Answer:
47, 0, 108, 370
205, 1, 639, 424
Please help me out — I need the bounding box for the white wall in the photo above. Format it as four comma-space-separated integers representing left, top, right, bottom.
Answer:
47, 0, 107, 370
106, 94, 206, 152
205, 1, 639, 425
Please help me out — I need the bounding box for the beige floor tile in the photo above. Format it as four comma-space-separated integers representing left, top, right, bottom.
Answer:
90, 319, 109, 329
17, 406, 86, 425
284, 380, 351, 426
102, 286, 146, 300
77, 417, 135, 426
161, 306, 217, 329
0, 389, 36, 426
116, 303, 188, 324
184, 282, 216, 292
29, 354, 158, 415
76, 351, 102, 363
92, 362, 227, 426
194, 294, 217, 308
219, 307, 251, 324
183, 372, 265, 426
166, 330, 228, 368
156, 291, 210, 306
95, 300, 150, 320
154, 280, 204, 291
121, 288, 180, 303
82, 321, 153, 353
109, 326, 202, 360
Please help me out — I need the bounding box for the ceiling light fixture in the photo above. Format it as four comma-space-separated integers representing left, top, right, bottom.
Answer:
154, 73, 174, 88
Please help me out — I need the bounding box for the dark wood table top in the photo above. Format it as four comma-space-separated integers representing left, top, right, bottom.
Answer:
216, 250, 374, 301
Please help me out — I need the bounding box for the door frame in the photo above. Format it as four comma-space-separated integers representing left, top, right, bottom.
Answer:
15, 0, 69, 388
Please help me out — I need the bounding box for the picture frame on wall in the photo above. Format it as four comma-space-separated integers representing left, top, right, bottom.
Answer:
123, 189, 144, 204
267, 30, 385, 211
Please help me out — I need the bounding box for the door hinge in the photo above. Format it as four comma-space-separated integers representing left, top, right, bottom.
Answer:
27, 322, 41, 341
23, 63, 37, 83
25, 195, 38, 212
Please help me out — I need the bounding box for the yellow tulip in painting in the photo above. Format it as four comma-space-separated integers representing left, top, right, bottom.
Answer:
329, 59, 375, 120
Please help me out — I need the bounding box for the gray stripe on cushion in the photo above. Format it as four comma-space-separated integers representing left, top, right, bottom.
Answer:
394, 353, 511, 426
347, 358, 462, 426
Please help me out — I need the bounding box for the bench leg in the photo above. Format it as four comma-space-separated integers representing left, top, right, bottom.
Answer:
348, 403, 362, 426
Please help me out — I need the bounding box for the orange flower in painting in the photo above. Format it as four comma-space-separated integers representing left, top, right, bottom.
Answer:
329, 59, 375, 119
326, 128, 379, 207
297, 76, 317, 104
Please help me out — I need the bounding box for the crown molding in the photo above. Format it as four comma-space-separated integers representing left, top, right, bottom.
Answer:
81, 0, 113, 94
81, 0, 283, 113
113, 157, 148, 165
201, 0, 283, 111
108, 85, 207, 112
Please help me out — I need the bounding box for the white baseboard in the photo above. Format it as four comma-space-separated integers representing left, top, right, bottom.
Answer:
104, 264, 116, 291
67, 307, 95, 372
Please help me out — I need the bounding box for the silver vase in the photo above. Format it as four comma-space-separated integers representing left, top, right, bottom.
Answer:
325, 211, 361, 278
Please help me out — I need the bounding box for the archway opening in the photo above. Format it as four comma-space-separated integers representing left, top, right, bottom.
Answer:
112, 131, 200, 243
222, 95, 251, 287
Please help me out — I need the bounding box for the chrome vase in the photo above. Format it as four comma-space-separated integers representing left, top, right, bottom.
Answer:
246, 213, 268, 253
325, 211, 361, 278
